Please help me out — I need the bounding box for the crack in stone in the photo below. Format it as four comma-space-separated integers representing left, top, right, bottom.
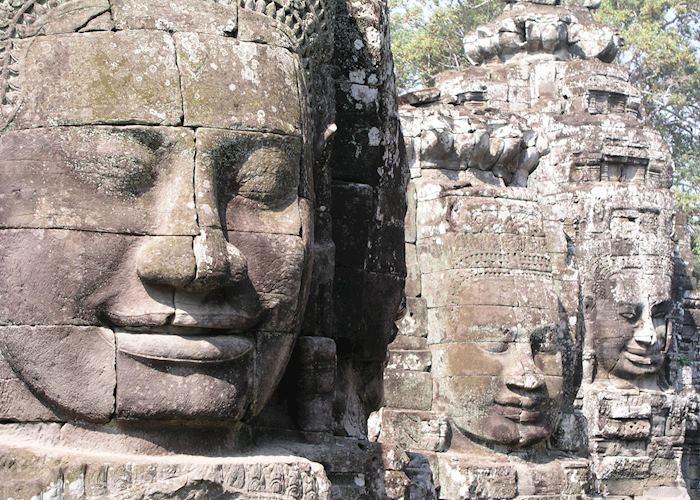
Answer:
170, 33, 186, 127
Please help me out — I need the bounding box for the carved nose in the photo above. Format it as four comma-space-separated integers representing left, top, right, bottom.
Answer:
136, 236, 196, 288
504, 350, 547, 392
633, 326, 657, 347
507, 369, 546, 391
189, 227, 248, 291
136, 230, 248, 291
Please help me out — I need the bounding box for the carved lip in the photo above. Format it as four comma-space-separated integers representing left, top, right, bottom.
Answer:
494, 404, 544, 424
116, 331, 254, 365
622, 350, 660, 367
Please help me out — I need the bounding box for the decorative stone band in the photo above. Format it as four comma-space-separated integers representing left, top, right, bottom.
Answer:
399, 102, 549, 187
451, 252, 552, 274
576, 196, 677, 239
463, 11, 620, 65
581, 253, 674, 299
239, 0, 331, 64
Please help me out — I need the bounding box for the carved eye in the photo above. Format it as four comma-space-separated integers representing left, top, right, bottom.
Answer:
651, 301, 671, 319
479, 327, 515, 354
531, 325, 559, 354
618, 304, 641, 322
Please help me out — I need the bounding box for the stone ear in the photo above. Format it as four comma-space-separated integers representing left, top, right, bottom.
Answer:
583, 295, 595, 313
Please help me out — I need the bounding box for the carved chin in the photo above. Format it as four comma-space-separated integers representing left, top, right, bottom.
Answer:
454, 412, 554, 448
116, 332, 296, 423
611, 354, 662, 379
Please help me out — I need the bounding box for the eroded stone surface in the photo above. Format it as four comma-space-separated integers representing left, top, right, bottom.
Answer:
377, 0, 697, 498
0, 444, 331, 500
176, 33, 301, 134
12, 31, 183, 128
112, 0, 237, 35
0, 0, 405, 498
0, 126, 197, 235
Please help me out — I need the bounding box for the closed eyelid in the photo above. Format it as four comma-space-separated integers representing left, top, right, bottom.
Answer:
617, 302, 642, 317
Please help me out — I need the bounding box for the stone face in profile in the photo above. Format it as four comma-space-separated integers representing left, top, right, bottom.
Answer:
0, 0, 321, 424
578, 194, 677, 386
585, 267, 671, 380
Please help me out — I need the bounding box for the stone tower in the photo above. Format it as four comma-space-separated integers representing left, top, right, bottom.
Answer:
376, 0, 699, 498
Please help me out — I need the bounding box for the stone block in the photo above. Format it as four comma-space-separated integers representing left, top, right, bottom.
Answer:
115, 331, 254, 422
384, 470, 411, 499
290, 337, 336, 433
336, 79, 381, 114
390, 335, 428, 351
13, 32, 182, 128
598, 456, 652, 480
331, 113, 384, 185
366, 222, 406, 275
378, 409, 448, 452
0, 326, 115, 423
637, 486, 691, 499
0, 445, 331, 499
112, 0, 237, 35
175, 34, 301, 135
354, 272, 405, 361
237, 8, 295, 50
0, 355, 59, 422
396, 297, 428, 338
422, 270, 557, 309
387, 350, 431, 372
405, 181, 417, 244
600, 418, 652, 440
14, 0, 111, 37
331, 182, 374, 269
405, 243, 421, 298
437, 456, 518, 499
229, 231, 306, 298
0, 127, 197, 235
79, 11, 114, 32
383, 370, 433, 411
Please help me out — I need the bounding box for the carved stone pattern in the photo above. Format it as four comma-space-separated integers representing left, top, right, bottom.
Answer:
239, 0, 330, 63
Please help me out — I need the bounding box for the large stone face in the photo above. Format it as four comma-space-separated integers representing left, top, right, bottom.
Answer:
0, 0, 318, 427
0, 0, 407, 497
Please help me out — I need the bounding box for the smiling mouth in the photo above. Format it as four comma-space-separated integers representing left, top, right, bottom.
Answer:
622, 350, 660, 368
116, 330, 254, 365
494, 404, 544, 424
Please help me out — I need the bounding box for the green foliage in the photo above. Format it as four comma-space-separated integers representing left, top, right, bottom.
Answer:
389, 0, 501, 90
595, 0, 700, 272
390, 0, 700, 272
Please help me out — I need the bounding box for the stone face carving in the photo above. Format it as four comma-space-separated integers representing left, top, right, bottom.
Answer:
463, 3, 619, 65
0, 0, 317, 424
397, 99, 548, 186
578, 194, 677, 386
0, 0, 407, 497
421, 189, 563, 448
